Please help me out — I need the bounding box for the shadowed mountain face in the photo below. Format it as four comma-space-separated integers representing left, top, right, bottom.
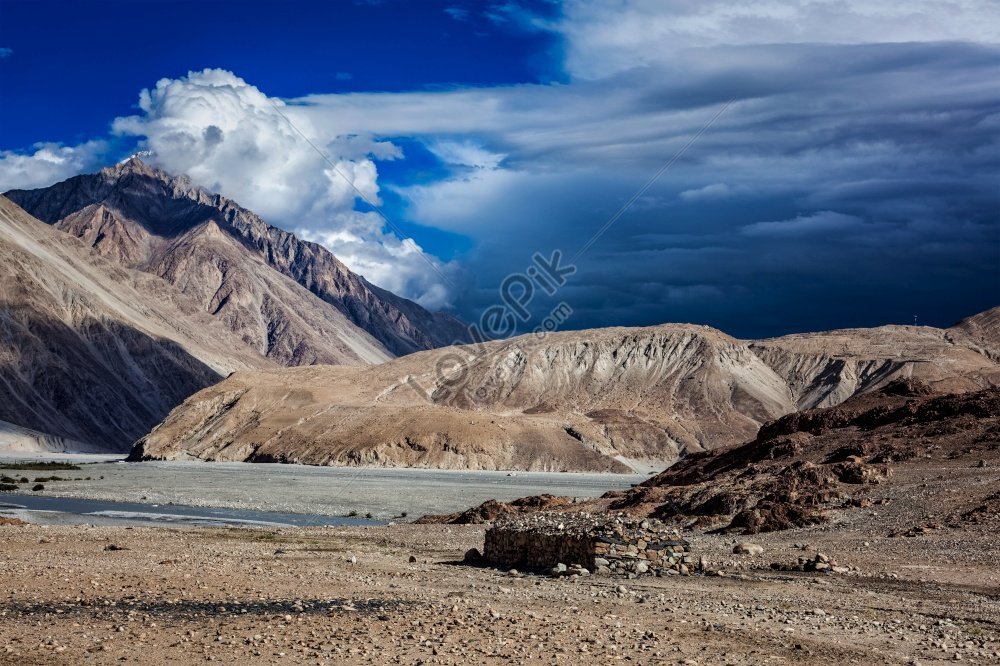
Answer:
130, 309, 1000, 471
0, 314, 219, 452
0, 195, 275, 452
6, 158, 470, 366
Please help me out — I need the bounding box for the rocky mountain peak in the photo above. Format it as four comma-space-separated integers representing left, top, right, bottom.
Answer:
0, 194, 274, 451
98, 157, 223, 212
106, 154, 160, 178
5, 162, 471, 362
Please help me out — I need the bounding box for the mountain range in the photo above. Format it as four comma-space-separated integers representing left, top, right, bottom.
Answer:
418, 377, 1000, 531
0, 194, 268, 451
131, 307, 1000, 471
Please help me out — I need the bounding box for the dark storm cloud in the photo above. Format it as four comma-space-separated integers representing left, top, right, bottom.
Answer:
312, 40, 998, 336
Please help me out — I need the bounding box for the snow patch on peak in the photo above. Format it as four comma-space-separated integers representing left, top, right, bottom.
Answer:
116, 150, 155, 166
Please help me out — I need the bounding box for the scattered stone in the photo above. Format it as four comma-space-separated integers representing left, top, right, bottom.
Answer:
771, 551, 848, 573
733, 542, 764, 555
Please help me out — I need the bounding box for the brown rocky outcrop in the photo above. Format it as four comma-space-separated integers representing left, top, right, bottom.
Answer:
424, 380, 1000, 529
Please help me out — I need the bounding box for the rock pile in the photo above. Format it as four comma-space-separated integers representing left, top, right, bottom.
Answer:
770, 550, 850, 573
483, 512, 694, 577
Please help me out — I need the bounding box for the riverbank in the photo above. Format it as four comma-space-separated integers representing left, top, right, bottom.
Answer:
0, 458, 643, 521
0, 493, 379, 529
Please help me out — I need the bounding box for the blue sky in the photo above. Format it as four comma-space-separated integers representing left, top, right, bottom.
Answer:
0, 1, 560, 146
1, 0, 998, 338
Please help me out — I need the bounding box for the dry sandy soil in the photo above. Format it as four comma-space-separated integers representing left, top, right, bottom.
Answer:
1, 463, 998, 666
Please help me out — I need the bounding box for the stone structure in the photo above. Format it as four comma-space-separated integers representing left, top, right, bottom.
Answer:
483, 512, 694, 576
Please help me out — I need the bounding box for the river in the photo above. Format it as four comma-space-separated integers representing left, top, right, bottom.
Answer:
0, 458, 646, 527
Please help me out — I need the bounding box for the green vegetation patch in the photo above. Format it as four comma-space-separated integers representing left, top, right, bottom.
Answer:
0, 462, 81, 471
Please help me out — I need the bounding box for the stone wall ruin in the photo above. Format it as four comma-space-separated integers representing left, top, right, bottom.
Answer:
483, 512, 694, 577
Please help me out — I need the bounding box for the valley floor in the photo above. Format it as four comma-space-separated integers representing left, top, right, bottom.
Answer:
0, 496, 997, 666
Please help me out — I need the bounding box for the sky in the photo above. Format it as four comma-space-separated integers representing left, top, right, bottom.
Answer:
0, 0, 998, 338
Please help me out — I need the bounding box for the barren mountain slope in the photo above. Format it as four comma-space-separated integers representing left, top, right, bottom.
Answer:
5, 158, 468, 365
611, 379, 1000, 533
750, 319, 1000, 409
130, 325, 797, 471
130, 313, 1000, 471
0, 420, 103, 455
0, 195, 275, 452
949, 306, 1000, 362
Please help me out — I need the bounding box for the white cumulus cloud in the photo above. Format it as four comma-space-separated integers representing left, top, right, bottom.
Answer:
107, 68, 455, 309
111, 69, 386, 221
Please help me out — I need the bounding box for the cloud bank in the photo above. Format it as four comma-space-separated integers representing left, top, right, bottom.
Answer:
553, 0, 1000, 78
303, 0, 1000, 333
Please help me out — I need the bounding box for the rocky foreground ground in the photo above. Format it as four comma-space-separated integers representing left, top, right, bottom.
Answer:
1, 467, 998, 666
